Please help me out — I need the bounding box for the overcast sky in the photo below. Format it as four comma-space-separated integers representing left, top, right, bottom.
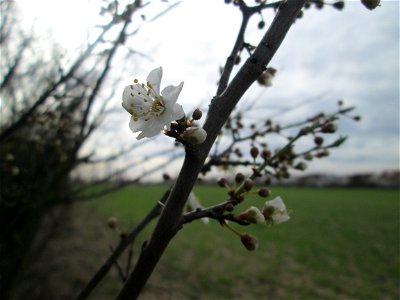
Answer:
19, 0, 399, 179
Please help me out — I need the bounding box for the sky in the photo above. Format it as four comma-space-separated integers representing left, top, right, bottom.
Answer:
17, 0, 399, 180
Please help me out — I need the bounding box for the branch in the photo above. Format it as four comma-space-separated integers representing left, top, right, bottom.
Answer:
117, 1, 305, 298
76, 190, 170, 300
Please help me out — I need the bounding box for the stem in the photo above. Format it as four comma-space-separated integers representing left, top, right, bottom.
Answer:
223, 221, 243, 237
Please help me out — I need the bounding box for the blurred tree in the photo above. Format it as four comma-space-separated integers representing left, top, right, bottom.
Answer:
0, 0, 178, 297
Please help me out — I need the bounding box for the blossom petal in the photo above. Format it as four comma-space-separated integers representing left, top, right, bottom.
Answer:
129, 117, 146, 133
122, 86, 134, 112
273, 214, 290, 224
136, 119, 164, 140
147, 67, 163, 96
162, 82, 184, 105
171, 103, 185, 120
266, 196, 287, 211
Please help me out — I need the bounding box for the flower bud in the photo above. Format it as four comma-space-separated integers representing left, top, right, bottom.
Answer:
225, 203, 234, 212
250, 147, 259, 159
333, 1, 345, 10
299, 126, 312, 136
315, 0, 324, 9
240, 233, 258, 251
316, 149, 330, 158
294, 162, 307, 171
236, 194, 245, 203
261, 149, 271, 160
217, 177, 228, 188
258, 187, 270, 198
243, 179, 253, 191
180, 127, 207, 145
257, 68, 276, 87
361, 0, 380, 10
163, 173, 171, 181
314, 136, 324, 146
235, 172, 245, 183
304, 153, 313, 161
11, 166, 19, 176
192, 108, 203, 120
238, 207, 265, 224
108, 217, 118, 229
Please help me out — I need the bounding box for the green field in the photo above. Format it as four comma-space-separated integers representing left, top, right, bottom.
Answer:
88, 185, 399, 300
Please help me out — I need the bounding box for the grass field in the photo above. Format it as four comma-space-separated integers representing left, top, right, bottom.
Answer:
13, 185, 399, 300
88, 185, 399, 300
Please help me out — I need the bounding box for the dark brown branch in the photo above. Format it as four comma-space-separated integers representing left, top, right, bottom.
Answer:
117, 1, 305, 298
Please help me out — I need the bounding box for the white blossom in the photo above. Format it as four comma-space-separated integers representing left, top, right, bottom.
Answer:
263, 196, 290, 224
122, 67, 185, 139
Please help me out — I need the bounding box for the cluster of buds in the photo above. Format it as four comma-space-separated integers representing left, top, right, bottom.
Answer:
221, 197, 290, 251
165, 108, 207, 145
217, 173, 270, 203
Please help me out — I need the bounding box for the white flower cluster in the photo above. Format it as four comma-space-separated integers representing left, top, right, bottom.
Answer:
238, 196, 290, 225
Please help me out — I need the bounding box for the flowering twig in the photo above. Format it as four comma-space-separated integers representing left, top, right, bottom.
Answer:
117, 1, 305, 298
